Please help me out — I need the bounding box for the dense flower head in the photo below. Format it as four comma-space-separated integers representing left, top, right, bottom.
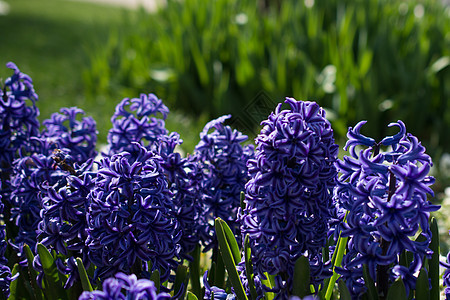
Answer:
42, 107, 98, 164
35, 157, 96, 288
86, 143, 180, 283
79, 272, 170, 300
107, 93, 169, 156
241, 98, 338, 297
156, 132, 201, 258
194, 115, 254, 251
335, 120, 439, 297
9, 144, 71, 250
0, 62, 40, 204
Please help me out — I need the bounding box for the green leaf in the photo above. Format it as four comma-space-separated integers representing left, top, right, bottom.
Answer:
37, 243, 67, 300
244, 235, 257, 300
219, 218, 241, 264
292, 256, 311, 297
187, 291, 199, 300
215, 218, 248, 300
240, 191, 246, 210
214, 248, 225, 289
324, 235, 348, 300
173, 264, 189, 299
150, 269, 161, 294
415, 268, 430, 300
260, 272, 274, 300
260, 272, 275, 300
362, 264, 378, 300
338, 279, 351, 300
208, 261, 216, 289
323, 211, 349, 300
428, 217, 440, 300
23, 244, 44, 300
9, 264, 20, 300
189, 245, 202, 299
189, 38, 209, 86
386, 278, 406, 300
359, 50, 373, 77
76, 257, 93, 292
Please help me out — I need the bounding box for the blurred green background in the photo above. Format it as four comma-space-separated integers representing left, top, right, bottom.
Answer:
0, 0, 449, 176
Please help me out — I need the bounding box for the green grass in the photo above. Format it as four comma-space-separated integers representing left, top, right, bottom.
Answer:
0, 0, 130, 139
0, 0, 207, 150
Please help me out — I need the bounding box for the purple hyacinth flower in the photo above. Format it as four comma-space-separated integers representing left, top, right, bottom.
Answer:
42, 107, 98, 164
156, 132, 202, 258
79, 272, 171, 300
0, 62, 40, 206
241, 98, 338, 298
86, 143, 180, 283
107, 93, 169, 156
335, 120, 439, 297
194, 115, 254, 251
9, 146, 71, 251
203, 271, 236, 300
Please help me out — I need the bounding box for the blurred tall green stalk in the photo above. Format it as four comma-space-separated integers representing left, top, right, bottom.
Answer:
83, 0, 450, 155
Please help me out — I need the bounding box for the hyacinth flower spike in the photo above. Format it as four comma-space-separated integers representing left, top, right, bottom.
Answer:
241, 98, 338, 298
334, 120, 439, 298
194, 115, 254, 252
86, 142, 181, 286
107, 93, 169, 156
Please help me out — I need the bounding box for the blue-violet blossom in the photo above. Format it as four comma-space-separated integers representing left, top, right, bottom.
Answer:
107, 93, 169, 156
41, 107, 97, 164
241, 98, 338, 297
86, 143, 181, 283
157, 132, 202, 258
0, 62, 40, 217
334, 120, 439, 297
79, 272, 170, 300
194, 115, 254, 251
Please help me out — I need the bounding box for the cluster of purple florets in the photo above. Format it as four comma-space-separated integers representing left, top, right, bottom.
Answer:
79, 272, 171, 300
0, 63, 255, 297
194, 115, 254, 251
335, 121, 439, 298
0, 62, 448, 300
240, 98, 338, 297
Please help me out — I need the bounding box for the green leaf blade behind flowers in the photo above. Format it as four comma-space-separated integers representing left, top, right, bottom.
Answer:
189, 244, 202, 299
23, 244, 44, 300
338, 279, 352, 300
215, 218, 248, 300
386, 278, 406, 300
76, 257, 93, 292
415, 268, 430, 300
292, 255, 311, 298
173, 264, 189, 299
187, 291, 199, 300
362, 264, 378, 300
244, 234, 257, 300
36, 243, 67, 300
429, 217, 440, 300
